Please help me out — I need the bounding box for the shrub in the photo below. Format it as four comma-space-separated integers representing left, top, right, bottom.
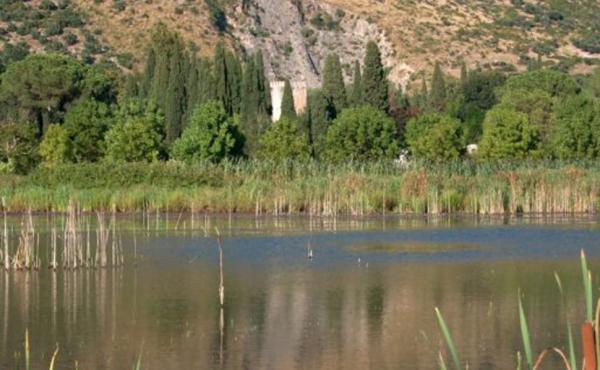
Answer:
258, 118, 310, 161
405, 113, 464, 162
171, 101, 241, 163
324, 106, 400, 162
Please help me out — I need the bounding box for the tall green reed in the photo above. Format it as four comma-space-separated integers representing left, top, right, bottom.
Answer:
435, 307, 461, 370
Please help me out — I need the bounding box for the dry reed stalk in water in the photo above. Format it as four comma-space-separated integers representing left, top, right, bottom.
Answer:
50, 226, 57, 270
532, 347, 571, 370
3, 198, 8, 271
216, 227, 224, 308
96, 212, 109, 267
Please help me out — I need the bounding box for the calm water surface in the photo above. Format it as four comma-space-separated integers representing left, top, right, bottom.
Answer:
1, 215, 600, 369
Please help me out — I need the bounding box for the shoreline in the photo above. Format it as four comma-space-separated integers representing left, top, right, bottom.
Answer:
1, 161, 599, 214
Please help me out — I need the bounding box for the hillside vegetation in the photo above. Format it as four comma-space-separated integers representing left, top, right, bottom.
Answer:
1, 0, 599, 83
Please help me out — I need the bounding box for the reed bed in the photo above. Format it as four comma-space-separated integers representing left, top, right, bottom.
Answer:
1, 202, 124, 271
2, 161, 600, 215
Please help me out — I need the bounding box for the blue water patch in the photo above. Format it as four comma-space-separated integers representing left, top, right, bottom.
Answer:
139, 222, 600, 269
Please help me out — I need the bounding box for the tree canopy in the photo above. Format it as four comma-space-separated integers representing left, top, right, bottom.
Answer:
362, 41, 388, 112
478, 107, 540, 160
259, 117, 310, 162
405, 113, 463, 162
325, 106, 399, 162
171, 101, 241, 163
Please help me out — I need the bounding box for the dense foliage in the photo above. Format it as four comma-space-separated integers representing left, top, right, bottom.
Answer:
324, 106, 399, 162
405, 114, 463, 162
171, 101, 240, 163
1, 23, 600, 176
259, 118, 310, 161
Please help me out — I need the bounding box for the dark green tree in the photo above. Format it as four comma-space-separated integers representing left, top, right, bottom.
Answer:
551, 95, 600, 160
121, 74, 140, 104
496, 88, 555, 156
164, 44, 187, 144
255, 51, 271, 115
171, 101, 241, 163
186, 56, 200, 119
258, 117, 311, 161
105, 101, 164, 162
413, 75, 429, 109
362, 41, 388, 112
239, 57, 259, 156
0, 123, 39, 174
148, 24, 181, 111
430, 62, 447, 108
239, 53, 271, 157
281, 79, 297, 120
497, 69, 579, 99
213, 41, 229, 113
306, 89, 333, 158
478, 107, 540, 160
198, 59, 215, 105
324, 106, 399, 162
63, 99, 113, 162
240, 58, 258, 123
140, 47, 156, 99
0, 54, 115, 134
350, 61, 363, 107
456, 70, 505, 143
405, 113, 463, 162
225, 50, 243, 115
322, 53, 347, 117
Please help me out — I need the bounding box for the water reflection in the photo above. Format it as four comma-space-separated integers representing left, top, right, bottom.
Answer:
0, 215, 598, 369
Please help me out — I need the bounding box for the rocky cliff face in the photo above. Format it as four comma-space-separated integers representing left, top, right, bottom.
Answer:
230, 0, 413, 88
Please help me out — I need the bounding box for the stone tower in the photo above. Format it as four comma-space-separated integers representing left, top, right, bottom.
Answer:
269, 80, 307, 122
270, 81, 285, 122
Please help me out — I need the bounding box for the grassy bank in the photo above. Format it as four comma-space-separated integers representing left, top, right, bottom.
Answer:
1, 161, 600, 215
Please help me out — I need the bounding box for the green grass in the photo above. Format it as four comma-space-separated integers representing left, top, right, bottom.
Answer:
2, 160, 600, 215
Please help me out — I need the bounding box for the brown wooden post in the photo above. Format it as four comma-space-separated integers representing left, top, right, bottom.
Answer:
583, 321, 597, 370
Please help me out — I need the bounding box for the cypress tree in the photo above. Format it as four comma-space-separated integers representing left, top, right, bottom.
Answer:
281, 79, 296, 120
240, 57, 258, 125
140, 47, 156, 99
307, 88, 333, 157
430, 61, 446, 108
198, 59, 214, 104
322, 53, 347, 117
226, 50, 242, 115
415, 75, 428, 109
213, 41, 229, 113
239, 53, 271, 157
186, 56, 200, 117
149, 24, 178, 111
121, 74, 139, 103
164, 43, 186, 144
350, 60, 363, 107
362, 41, 388, 112
151, 48, 170, 110
255, 51, 271, 115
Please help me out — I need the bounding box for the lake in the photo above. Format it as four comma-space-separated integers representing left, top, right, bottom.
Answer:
1, 214, 599, 369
